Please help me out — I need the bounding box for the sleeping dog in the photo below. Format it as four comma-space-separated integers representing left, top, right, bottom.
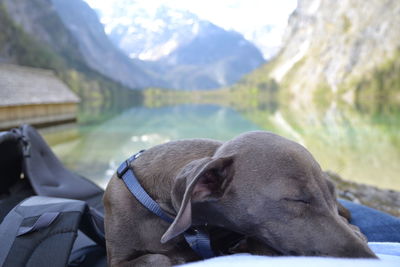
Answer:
104, 131, 376, 266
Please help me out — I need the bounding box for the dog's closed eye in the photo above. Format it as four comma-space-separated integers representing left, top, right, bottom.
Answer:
283, 198, 311, 205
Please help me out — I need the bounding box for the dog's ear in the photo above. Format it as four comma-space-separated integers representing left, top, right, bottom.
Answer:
161, 156, 234, 243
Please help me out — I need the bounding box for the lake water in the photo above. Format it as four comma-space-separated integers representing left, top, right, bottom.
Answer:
41, 101, 400, 191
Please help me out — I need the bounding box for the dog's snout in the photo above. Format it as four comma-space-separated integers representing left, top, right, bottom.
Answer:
264, 214, 378, 259
321, 220, 378, 258
354, 249, 378, 259
295, 242, 377, 258
341, 242, 378, 259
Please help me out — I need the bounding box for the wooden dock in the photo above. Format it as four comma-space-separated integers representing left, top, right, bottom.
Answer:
0, 64, 80, 131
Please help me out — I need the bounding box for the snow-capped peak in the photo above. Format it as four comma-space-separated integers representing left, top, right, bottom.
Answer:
92, 1, 205, 61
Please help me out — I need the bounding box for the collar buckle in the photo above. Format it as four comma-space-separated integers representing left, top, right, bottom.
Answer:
117, 150, 145, 179
116, 161, 129, 179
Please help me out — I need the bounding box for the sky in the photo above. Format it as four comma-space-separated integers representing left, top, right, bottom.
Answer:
84, 0, 298, 59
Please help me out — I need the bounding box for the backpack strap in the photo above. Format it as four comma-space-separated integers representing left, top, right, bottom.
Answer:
15, 124, 105, 214
0, 196, 105, 267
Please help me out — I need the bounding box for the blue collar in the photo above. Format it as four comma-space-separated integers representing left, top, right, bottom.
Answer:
116, 150, 215, 259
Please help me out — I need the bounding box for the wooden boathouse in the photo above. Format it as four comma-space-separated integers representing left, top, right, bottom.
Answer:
0, 64, 80, 130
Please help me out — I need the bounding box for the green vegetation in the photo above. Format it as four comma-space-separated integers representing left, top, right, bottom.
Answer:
228, 57, 281, 111
0, 4, 64, 70
0, 3, 142, 121
313, 81, 334, 111
232, 57, 277, 91
143, 88, 200, 107
342, 15, 352, 33
354, 50, 400, 109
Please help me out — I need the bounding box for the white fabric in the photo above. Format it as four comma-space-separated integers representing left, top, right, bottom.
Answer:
178, 242, 400, 267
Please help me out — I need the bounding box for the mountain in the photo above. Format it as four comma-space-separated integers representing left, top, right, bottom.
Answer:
0, 0, 142, 105
148, 21, 265, 90
97, 3, 265, 90
1, 0, 83, 67
235, 0, 400, 106
105, 5, 203, 61
50, 0, 164, 89
1, 0, 161, 89
1, 0, 265, 91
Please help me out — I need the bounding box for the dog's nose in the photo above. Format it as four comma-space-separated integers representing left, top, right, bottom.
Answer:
345, 244, 378, 259
331, 239, 378, 258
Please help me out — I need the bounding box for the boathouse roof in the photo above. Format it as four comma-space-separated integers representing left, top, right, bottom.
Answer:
0, 64, 80, 107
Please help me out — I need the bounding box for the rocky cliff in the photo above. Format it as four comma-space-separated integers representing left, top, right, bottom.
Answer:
50, 0, 163, 89
0, 0, 142, 104
0, 0, 83, 67
1, 0, 159, 89
237, 0, 400, 106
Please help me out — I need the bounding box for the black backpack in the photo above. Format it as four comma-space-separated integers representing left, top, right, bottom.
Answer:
0, 125, 107, 267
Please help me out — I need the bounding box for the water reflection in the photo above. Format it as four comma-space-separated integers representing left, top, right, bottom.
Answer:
43, 105, 259, 188
237, 100, 400, 190
42, 100, 400, 191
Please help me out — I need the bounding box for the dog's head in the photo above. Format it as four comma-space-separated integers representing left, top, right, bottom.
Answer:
161, 131, 376, 258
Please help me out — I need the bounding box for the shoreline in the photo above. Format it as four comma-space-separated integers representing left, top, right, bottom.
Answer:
327, 171, 400, 217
